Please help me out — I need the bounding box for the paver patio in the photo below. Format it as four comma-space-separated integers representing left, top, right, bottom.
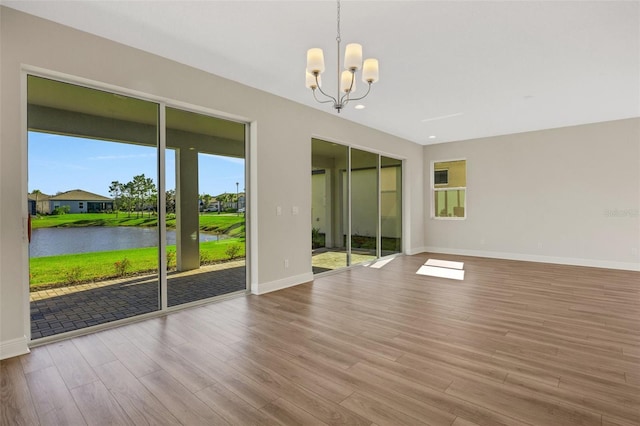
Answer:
30, 260, 246, 339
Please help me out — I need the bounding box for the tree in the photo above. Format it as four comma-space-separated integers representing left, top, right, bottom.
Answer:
122, 181, 135, 218
113, 174, 158, 218
217, 192, 233, 212
166, 189, 176, 214
201, 193, 212, 213
131, 174, 147, 218
31, 189, 42, 215
108, 181, 122, 217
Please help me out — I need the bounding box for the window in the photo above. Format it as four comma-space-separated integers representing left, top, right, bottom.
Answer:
78, 202, 84, 209
433, 159, 466, 219
434, 169, 448, 185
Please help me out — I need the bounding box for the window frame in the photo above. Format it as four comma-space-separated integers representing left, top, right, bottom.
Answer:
431, 158, 467, 220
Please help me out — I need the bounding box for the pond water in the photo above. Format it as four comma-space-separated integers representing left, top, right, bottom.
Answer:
29, 227, 226, 258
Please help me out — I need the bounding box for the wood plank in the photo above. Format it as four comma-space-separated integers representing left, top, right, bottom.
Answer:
19, 346, 54, 375
171, 342, 278, 409
0, 358, 39, 426
260, 397, 329, 426
96, 327, 161, 378
340, 391, 428, 426
24, 365, 86, 425
121, 324, 216, 393
46, 339, 98, 390
69, 380, 133, 426
452, 418, 481, 426
504, 373, 639, 425
195, 382, 281, 425
94, 360, 181, 425
226, 356, 371, 426
72, 333, 117, 368
139, 370, 230, 425
446, 376, 602, 426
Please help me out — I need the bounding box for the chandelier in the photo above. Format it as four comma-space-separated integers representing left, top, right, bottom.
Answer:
305, 0, 379, 113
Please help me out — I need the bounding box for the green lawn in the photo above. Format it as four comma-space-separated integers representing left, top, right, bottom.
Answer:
31, 212, 245, 235
30, 238, 245, 289
29, 212, 246, 288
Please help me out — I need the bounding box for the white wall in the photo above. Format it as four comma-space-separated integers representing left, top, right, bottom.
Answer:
0, 7, 424, 358
424, 118, 640, 270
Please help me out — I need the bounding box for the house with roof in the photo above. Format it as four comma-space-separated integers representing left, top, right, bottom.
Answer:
48, 189, 113, 213
27, 192, 51, 215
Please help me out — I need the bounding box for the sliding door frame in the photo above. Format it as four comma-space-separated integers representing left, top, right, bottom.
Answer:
311, 136, 405, 273
22, 66, 252, 345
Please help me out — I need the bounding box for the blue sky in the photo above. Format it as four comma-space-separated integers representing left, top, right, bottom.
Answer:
28, 132, 245, 197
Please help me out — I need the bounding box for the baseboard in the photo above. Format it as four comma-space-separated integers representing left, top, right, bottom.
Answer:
406, 246, 428, 256
0, 336, 30, 360
252, 272, 314, 295
422, 247, 640, 271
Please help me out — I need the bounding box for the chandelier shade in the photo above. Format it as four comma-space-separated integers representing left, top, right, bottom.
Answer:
305, 0, 379, 113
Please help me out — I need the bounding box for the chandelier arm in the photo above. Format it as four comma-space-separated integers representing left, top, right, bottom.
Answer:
338, 71, 356, 105
343, 82, 372, 102
312, 89, 338, 105
339, 91, 351, 107
313, 73, 339, 104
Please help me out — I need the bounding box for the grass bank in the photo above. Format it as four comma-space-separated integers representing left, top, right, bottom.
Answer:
31, 212, 245, 236
29, 238, 245, 289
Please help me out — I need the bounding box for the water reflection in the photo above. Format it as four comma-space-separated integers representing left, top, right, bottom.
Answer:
30, 227, 226, 257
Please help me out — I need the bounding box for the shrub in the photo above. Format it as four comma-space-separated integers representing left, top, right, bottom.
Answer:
64, 266, 82, 284
114, 258, 131, 277
51, 205, 71, 215
166, 250, 176, 270
225, 244, 241, 260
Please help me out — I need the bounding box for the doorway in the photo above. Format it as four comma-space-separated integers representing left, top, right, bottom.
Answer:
311, 138, 402, 273
27, 74, 248, 339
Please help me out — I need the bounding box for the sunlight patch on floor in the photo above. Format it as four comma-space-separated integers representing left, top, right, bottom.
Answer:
417, 258, 465, 280
367, 257, 395, 269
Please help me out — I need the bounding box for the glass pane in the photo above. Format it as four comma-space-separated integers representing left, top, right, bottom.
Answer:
434, 189, 466, 217
350, 148, 378, 263
311, 139, 348, 273
434, 160, 466, 188
381, 157, 402, 255
166, 107, 246, 307
27, 75, 159, 339
434, 160, 466, 218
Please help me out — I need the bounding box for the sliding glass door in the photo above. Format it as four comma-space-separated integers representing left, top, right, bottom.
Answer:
311, 139, 402, 273
165, 107, 246, 307
311, 139, 349, 273
381, 156, 403, 256
28, 75, 160, 338
27, 75, 248, 340
350, 148, 379, 264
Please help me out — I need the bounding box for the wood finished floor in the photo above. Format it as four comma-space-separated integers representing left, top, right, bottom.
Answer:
2, 253, 639, 426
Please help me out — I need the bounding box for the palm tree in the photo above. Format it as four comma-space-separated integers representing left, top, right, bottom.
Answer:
32, 189, 42, 215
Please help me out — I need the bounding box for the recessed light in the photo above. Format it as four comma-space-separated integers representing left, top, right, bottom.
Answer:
354, 104, 366, 110
428, 135, 436, 139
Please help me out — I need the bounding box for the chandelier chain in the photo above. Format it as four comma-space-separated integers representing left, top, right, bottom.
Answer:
336, 0, 341, 43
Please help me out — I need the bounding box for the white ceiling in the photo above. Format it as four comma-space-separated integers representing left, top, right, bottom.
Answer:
3, 0, 639, 145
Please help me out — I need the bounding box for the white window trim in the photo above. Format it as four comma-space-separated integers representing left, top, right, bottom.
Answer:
431, 159, 467, 220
